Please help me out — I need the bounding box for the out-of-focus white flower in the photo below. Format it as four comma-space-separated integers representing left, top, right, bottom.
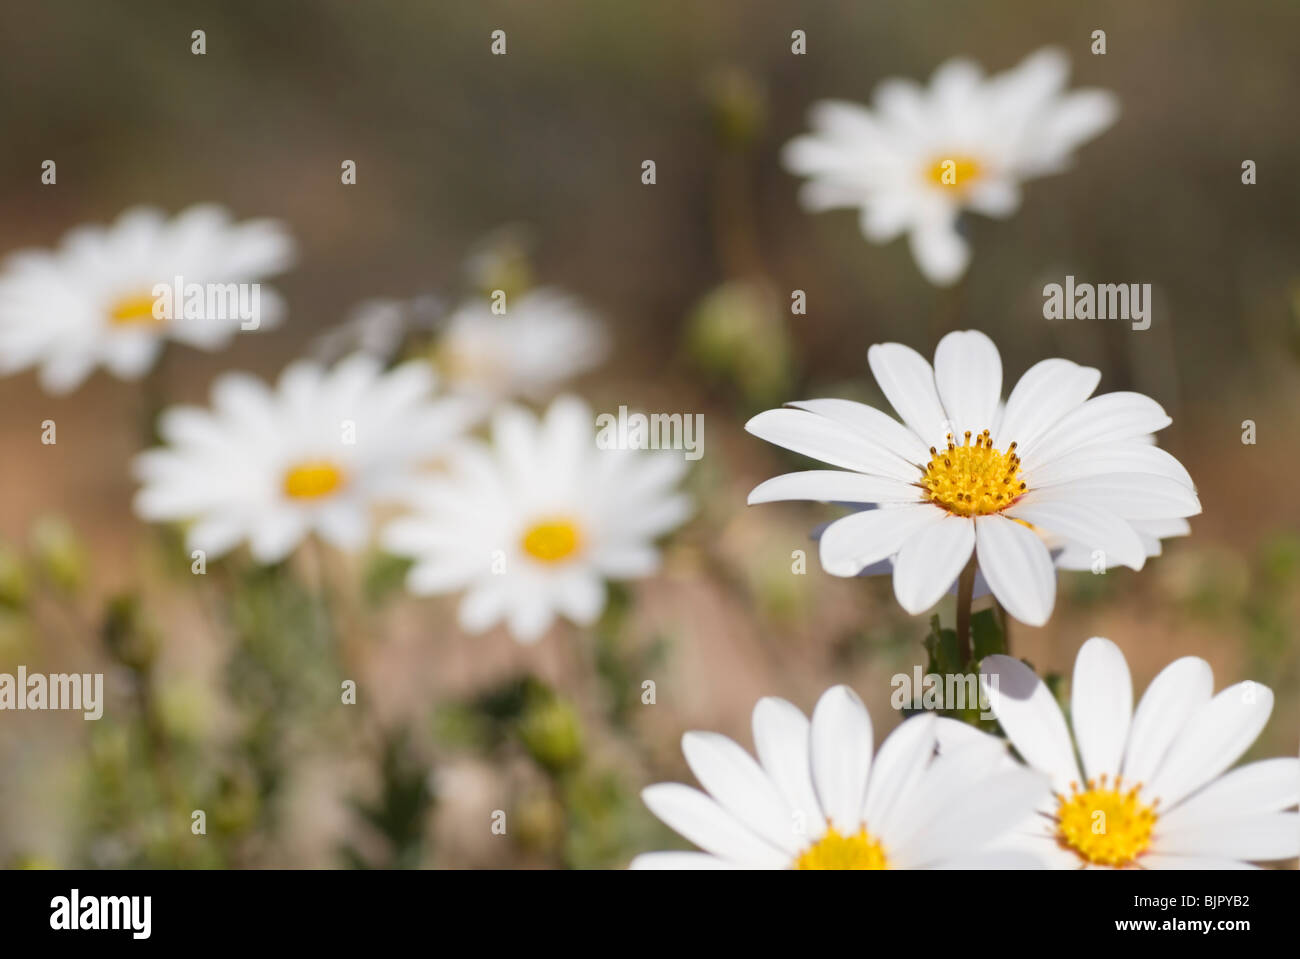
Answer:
434, 288, 608, 408
0, 204, 294, 392
983, 638, 1299, 869
746, 330, 1200, 626
133, 354, 471, 564
382, 395, 691, 644
783, 47, 1118, 285
631, 685, 1046, 869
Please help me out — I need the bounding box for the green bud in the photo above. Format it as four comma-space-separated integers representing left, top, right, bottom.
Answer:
517, 695, 584, 774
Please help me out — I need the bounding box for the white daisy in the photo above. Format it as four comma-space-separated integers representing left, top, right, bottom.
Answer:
133, 354, 471, 564
982, 638, 1299, 869
382, 395, 691, 644
0, 204, 294, 393
745, 330, 1200, 626
631, 685, 1047, 869
434, 288, 608, 408
783, 46, 1118, 285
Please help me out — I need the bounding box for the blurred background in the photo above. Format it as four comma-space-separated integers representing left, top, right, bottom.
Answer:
0, 0, 1297, 868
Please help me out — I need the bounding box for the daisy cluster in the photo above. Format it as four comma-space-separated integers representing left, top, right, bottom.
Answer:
0, 206, 688, 645
0, 39, 1292, 874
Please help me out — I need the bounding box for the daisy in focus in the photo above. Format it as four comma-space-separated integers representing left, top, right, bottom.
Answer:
982, 638, 1299, 869
631, 685, 1046, 869
434, 288, 608, 411
382, 395, 691, 644
746, 330, 1200, 626
783, 47, 1118, 285
0, 204, 294, 393
133, 354, 471, 564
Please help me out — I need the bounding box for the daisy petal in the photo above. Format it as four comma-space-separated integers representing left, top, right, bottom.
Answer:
819, 504, 943, 577
974, 514, 1056, 626
867, 342, 949, 447
932, 330, 1002, 438
640, 784, 788, 867
752, 697, 827, 839
993, 358, 1100, 452
1121, 657, 1215, 785
681, 732, 801, 855
809, 686, 873, 834
891, 515, 976, 614
1146, 682, 1275, 807
747, 470, 922, 506
981, 654, 1080, 793
1069, 638, 1133, 782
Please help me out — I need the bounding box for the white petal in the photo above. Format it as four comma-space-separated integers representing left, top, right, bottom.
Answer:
981, 655, 1080, 793
1024, 441, 1194, 489
863, 713, 938, 841
1154, 813, 1299, 863
908, 215, 970, 287
745, 408, 922, 480
628, 852, 734, 870
891, 515, 976, 614
1069, 638, 1133, 782
994, 358, 1100, 451
1121, 657, 1215, 785
1025, 392, 1172, 465
809, 686, 874, 834
932, 330, 1002, 438
681, 732, 801, 855
866, 342, 949, 448
889, 766, 1047, 868
640, 784, 788, 867
1005, 499, 1146, 571
787, 398, 931, 464
752, 697, 827, 840
747, 470, 922, 506
1137, 854, 1258, 870
819, 504, 943, 577
1159, 759, 1300, 831
1146, 682, 1275, 807
974, 514, 1056, 626
1021, 473, 1201, 521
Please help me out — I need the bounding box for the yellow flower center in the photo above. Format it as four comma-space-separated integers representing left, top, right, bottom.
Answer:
794, 826, 889, 870
108, 291, 166, 327
1056, 775, 1157, 868
926, 155, 983, 191
282, 461, 346, 500
521, 518, 583, 564
919, 429, 1025, 517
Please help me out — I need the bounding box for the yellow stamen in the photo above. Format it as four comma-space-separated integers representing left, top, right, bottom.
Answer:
108, 291, 166, 327
919, 429, 1025, 516
521, 518, 582, 564
283, 461, 346, 500
1055, 775, 1157, 868
794, 826, 889, 870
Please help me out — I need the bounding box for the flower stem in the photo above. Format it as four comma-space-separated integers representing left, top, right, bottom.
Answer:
956, 555, 977, 667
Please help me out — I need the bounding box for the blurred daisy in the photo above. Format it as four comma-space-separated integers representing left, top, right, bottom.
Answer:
0, 204, 294, 393
783, 47, 1118, 285
133, 355, 470, 564
382, 395, 691, 644
982, 638, 1299, 869
631, 685, 1046, 869
746, 330, 1200, 626
434, 288, 608, 409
